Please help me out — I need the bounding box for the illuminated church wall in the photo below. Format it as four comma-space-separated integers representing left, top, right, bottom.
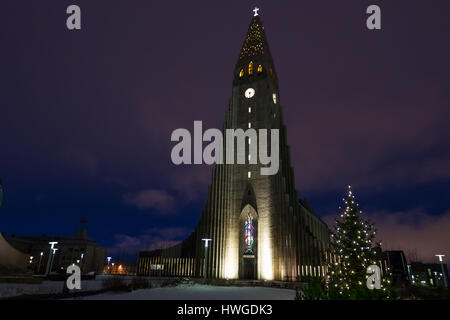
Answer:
138, 13, 330, 281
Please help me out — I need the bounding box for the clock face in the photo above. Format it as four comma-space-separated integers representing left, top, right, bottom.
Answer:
245, 88, 255, 98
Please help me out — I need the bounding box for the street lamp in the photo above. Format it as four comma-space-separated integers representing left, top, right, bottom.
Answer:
79, 253, 84, 273
201, 238, 212, 283
45, 242, 58, 276
38, 252, 43, 274
49, 248, 58, 274
107, 256, 112, 274
435, 254, 448, 289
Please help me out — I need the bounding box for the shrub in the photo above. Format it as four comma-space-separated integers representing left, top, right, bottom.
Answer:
160, 279, 178, 287
300, 276, 327, 300
130, 277, 151, 290
101, 276, 130, 292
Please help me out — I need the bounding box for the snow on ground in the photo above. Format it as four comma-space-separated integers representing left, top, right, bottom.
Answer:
75, 284, 296, 300
0, 280, 103, 298
1, 277, 297, 300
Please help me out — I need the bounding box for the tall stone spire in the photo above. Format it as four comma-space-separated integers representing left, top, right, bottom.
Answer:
234, 14, 278, 86
238, 16, 267, 61
138, 11, 329, 282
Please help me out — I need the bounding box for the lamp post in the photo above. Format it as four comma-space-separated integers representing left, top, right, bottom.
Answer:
80, 253, 84, 273
38, 251, 43, 274
201, 238, 212, 284
49, 248, 58, 274
45, 242, 58, 276
107, 256, 112, 274
436, 254, 448, 289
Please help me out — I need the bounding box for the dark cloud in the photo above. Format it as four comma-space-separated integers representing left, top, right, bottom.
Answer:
59, 147, 98, 174
1, 1, 449, 252
109, 227, 191, 255
289, 85, 450, 193
123, 189, 176, 213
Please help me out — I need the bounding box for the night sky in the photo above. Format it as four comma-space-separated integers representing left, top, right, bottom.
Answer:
1, 1, 449, 264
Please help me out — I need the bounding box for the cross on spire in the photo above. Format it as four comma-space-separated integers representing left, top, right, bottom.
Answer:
253, 7, 260, 17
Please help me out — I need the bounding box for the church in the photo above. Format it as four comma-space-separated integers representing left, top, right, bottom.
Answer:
138, 10, 330, 281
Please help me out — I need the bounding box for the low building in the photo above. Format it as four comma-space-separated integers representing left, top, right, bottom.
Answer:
5, 223, 106, 275
103, 261, 137, 275
408, 261, 449, 288
381, 250, 409, 286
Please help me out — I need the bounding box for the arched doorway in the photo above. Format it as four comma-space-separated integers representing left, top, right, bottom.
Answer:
239, 204, 258, 280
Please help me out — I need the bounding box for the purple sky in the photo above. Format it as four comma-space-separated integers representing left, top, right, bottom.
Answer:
1, 1, 450, 264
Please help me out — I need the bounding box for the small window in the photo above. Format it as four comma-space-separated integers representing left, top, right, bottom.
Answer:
248, 171, 251, 178
273, 93, 277, 104
257, 65, 262, 73
248, 154, 251, 161
239, 69, 244, 78
248, 138, 251, 144
248, 107, 251, 113
248, 122, 251, 128
248, 61, 253, 75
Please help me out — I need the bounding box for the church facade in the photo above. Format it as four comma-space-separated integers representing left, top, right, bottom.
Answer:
138, 13, 330, 281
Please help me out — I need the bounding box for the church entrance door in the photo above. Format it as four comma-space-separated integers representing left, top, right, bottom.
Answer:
243, 257, 256, 279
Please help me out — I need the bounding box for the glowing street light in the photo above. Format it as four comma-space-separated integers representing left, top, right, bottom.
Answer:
106, 256, 112, 274
37, 251, 44, 274
79, 253, 84, 273
201, 238, 212, 283
435, 254, 448, 288
49, 248, 58, 274
45, 242, 58, 276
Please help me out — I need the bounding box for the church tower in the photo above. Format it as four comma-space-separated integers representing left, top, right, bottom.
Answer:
138, 10, 330, 281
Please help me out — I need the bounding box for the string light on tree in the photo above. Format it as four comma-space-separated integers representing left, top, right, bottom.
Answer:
326, 185, 392, 299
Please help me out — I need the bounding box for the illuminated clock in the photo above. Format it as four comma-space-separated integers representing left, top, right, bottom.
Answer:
245, 88, 255, 98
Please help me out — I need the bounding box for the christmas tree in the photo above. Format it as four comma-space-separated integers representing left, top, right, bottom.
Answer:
326, 185, 391, 299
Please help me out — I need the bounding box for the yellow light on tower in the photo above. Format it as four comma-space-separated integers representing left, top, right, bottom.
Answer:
248, 61, 253, 75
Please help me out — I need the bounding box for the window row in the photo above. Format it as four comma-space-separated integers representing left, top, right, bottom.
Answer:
239, 61, 263, 78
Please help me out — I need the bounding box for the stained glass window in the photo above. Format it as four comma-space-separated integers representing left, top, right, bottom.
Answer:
244, 216, 254, 254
